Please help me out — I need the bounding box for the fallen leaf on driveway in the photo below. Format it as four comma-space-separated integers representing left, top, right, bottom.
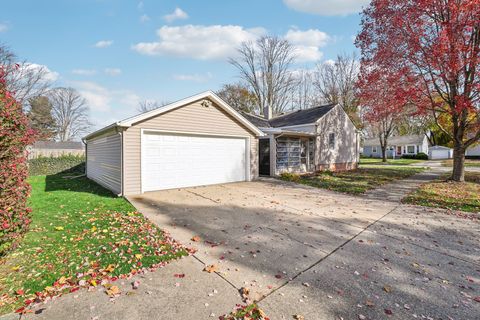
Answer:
106, 285, 121, 297
384, 309, 393, 315
132, 280, 140, 290
191, 236, 201, 242
174, 273, 185, 278
383, 285, 392, 293
365, 300, 375, 307
474, 296, 480, 303
204, 264, 218, 273
293, 315, 305, 320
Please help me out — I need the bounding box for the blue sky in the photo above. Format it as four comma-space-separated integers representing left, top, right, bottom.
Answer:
0, 0, 368, 130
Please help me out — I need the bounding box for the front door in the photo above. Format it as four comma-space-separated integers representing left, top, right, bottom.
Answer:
396, 146, 402, 156
259, 139, 270, 176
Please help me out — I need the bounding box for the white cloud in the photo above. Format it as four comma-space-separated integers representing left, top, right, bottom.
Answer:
173, 72, 213, 83
23, 63, 59, 82
283, 0, 369, 16
140, 14, 150, 23
0, 23, 8, 33
104, 68, 122, 76
132, 25, 265, 60
137, 1, 144, 10
94, 40, 113, 48
163, 7, 189, 23
72, 69, 97, 76
285, 29, 330, 62
72, 81, 140, 113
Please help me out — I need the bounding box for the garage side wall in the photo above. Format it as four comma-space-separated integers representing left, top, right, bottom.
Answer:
86, 130, 122, 195
123, 100, 258, 195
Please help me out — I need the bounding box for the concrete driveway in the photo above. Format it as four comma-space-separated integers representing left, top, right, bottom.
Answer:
17, 179, 479, 320
128, 179, 480, 320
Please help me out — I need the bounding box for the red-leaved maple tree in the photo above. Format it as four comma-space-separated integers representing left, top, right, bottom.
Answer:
0, 65, 36, 254
357, 0, 480, 181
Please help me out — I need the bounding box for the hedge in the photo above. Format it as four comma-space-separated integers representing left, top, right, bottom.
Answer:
401, 152, 428, 160
28, 155, 85, 176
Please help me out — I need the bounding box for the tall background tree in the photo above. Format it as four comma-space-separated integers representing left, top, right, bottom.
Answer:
49, 87, 91, 141
358, 66, 410, 162
357, 0, 480, 181
290, 69, 319, 111
27, 96, 56, 140
229, 36, 296, 119
137, 100, 170, 113
314, 53, 360, 119
216, 83, 259, 114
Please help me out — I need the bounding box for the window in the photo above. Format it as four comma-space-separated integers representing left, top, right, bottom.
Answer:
372, 146, 378, 153
328, 133, 335, 149
407, 145, 415, 154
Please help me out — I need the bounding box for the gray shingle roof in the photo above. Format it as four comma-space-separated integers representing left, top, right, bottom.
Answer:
241, 112, 271, 128
268, 104, 336, 127
33, 141, 84, 150
242, 104, 336, 129
363, 134, 426, 147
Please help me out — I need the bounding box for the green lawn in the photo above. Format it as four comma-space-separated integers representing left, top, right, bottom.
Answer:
360, 158, 425, 166
280, 165, 425, 195
0, 174, 187, 315
404, 172, 480, 213
442, 159, 480, 168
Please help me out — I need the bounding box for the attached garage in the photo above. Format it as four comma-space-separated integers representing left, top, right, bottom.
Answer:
83, 91, 263, 196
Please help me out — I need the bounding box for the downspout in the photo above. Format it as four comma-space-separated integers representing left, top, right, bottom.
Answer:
81, 138, 87, 175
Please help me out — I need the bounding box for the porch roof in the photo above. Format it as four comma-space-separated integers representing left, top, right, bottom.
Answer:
261, 128, 316, 137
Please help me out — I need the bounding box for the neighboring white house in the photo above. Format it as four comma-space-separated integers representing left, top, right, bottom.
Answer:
428, 145, 453, 160
362, 134, 430, 158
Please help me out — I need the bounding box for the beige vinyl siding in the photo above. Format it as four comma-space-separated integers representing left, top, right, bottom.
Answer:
315, 105, 359, 168
123, 99, 258, 195
86, 131, 122, 195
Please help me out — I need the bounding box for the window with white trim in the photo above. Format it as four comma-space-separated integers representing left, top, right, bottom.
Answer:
407, 145, 415, 154
372, 146, 378, 153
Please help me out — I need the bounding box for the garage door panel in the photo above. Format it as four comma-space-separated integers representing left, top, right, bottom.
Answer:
142, 133, 247, 191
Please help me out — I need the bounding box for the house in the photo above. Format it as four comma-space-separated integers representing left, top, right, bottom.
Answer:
27, 141, 85, 159
242, 104, 360, 176
362, 134, 430, 158
83, 91, 264, 196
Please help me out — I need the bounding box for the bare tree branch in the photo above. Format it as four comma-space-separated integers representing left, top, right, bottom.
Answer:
49, 87, 91, 141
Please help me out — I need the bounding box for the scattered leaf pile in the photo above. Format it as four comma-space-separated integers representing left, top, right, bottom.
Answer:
219, 304, 269, 320
0, 175, 189, 315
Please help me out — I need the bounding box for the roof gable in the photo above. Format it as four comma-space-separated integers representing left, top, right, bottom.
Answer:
84, 91, 264, 140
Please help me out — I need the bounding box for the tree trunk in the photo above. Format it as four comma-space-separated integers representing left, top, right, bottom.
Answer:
451, 144, 465, 182
381, 146, 387, 162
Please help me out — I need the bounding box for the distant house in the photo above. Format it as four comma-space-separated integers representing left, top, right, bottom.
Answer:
243, 104, 360, 176
28, 141, 85, 159
362, 134, 430, 158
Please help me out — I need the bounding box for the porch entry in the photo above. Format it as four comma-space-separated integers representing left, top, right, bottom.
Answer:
259, 139, 271, 176
276, 137, 315, 173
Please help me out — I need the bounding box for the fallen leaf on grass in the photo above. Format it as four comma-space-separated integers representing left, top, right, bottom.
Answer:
54, 226, 64, 231
204, 264, 218, 273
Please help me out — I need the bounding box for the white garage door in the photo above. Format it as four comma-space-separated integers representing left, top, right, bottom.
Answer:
142, 132, 248, 192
